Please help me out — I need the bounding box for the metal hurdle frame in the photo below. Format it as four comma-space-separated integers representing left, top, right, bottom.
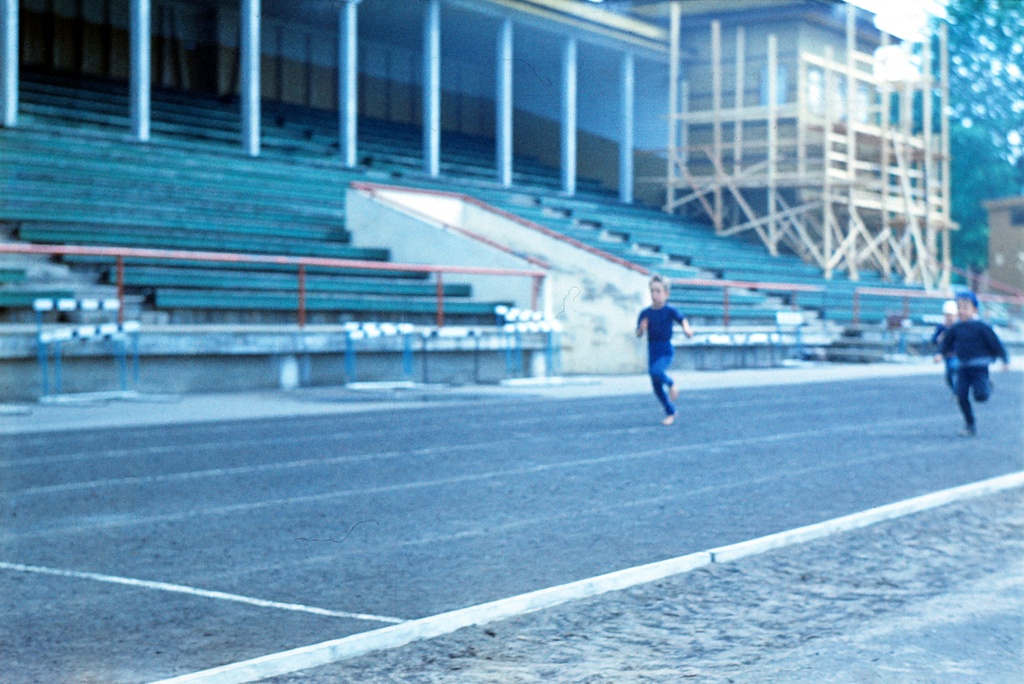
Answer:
495, 305, 562, 379
339, 311, 563, 387
342, 322, 417, 385
774, 310, 807, 362
33, 297, 141, 400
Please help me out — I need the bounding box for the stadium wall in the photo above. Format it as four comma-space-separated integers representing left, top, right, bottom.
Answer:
0, 325, 553, 402
344, 191, 544, 312
347, 183, 658, 375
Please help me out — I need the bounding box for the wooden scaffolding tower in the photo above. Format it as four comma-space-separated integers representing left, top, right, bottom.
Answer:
665, 2, 953, 288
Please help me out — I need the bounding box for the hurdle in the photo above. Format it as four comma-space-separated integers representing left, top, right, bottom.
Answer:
339, 312, 562, 387
342, 322, 417, 385
33, 297, 141, 401
495, 305, 562, 379
774, 310, 806, 362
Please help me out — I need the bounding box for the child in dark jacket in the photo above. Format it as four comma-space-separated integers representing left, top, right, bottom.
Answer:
937, 292, 1010, 436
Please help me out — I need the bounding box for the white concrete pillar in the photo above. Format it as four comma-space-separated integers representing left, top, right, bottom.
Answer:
619, 52, 635, 204
496, 18, 513, 187
423, 0, 441, 177
1, 0, 17, 127
279, 355, 301, 390
338, 0, 361, 167
561, 37, 577, 196
240, 0, 261, 157
667, 2, 681, 178
129, 0, 151, 141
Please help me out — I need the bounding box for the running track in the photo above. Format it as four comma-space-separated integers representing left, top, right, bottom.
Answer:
1, 373, 1021, 682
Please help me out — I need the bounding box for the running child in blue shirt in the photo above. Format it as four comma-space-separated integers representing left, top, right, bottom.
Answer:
936, 291, 1010, 436
636, 276, 694, 425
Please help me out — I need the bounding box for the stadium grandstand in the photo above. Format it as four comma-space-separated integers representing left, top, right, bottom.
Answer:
0, 0, 1020, 401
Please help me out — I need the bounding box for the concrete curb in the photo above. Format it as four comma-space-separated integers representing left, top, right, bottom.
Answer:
707, 470, 1024, 563
149, 470, 1024, 684
150, 553, 713, 684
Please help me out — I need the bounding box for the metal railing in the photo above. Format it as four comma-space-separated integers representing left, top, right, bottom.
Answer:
668, 277, 1023, 328
6, 243, 1021, 332
0, 243, 547, 328
949, 265, 1024, 298
671, 277, 825, 327
851, 286, 1024, 326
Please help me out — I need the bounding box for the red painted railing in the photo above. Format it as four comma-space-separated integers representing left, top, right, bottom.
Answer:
6, 244, 1021, 331
851, 286, 1024, 325
0, 243, 547, 328
671, 277, 825, 327
950, 265, 1024, 298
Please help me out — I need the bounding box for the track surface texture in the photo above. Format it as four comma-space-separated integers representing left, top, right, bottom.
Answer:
1, 371, 1022, 683
271, 488, 1024, 684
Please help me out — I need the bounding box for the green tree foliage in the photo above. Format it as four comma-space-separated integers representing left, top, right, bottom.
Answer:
949, 124, 1019, 269
938, 0, 1024, 269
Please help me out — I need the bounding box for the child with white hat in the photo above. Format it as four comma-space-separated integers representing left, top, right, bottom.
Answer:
931, 299, 960, 395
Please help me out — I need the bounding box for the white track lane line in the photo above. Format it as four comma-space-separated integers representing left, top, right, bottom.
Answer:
1, 382, 920, 470
148, 470, 1024, 684
11, 413, 955, 540
3, 400, 636, 468
5, 408, 959, 499
200, 437, 948, 581
0, 561, 405, 625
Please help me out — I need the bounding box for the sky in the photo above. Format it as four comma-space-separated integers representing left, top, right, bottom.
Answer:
848, 0, 948, 40
580, 1, 948, 41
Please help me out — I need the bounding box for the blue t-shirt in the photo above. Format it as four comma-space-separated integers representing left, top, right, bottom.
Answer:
638, 305, 686, 345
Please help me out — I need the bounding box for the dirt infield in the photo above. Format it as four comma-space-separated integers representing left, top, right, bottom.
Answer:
269, 487, 1024, 683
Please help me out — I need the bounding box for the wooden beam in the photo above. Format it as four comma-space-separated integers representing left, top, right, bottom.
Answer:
704, 149, 770, 245
845, 2, 858, 276
879, 31, 891, 275
679, 167, 717, 220
776, 194, 826, 265
734, 26, 745, 174
768, 33, 779, 255
939, 22, 952, 288
680, 80, 689, 175
823, 46, 835, 278
922, 27, 936, 265
797, 42, 806, 179
711, 20, 723, 232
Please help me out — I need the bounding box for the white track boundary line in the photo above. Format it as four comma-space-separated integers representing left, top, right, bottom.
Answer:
149, 470, 1024, 684
150, 552, 713, 684
0, 562, 405, 625
708, 470, 1024, 562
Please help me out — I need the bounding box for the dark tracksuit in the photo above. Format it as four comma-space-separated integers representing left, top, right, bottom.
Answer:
940, 318, 1009, 431
637, 305, 686, 416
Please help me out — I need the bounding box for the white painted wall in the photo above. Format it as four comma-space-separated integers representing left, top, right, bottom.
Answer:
459, 200, 650, 374
348, 186, 653, 375
345, 189, 538, 312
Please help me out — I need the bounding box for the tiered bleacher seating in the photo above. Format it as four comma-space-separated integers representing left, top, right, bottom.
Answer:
17, 70, 585, 191
463, 188, 815, 323
0, 264, 75, 309
465, 188, 946, 326
4, 68, 951, 329
2, 72, 525, 325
